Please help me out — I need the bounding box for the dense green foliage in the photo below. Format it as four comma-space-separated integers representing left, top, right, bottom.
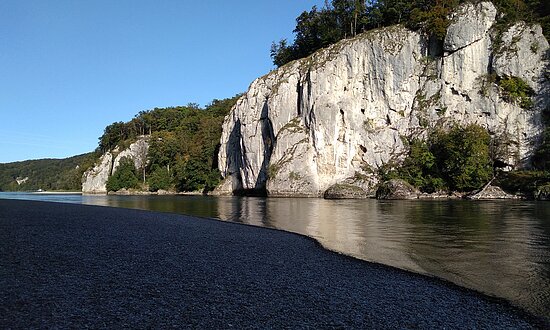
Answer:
0, 153, 97, 192
106, 157, 139, 191
99, 96, 240, 193
98, 103, 202, 153
271, 0, 463, 66
388, 125, 493, 192
431, 125, 493, 191
498, 76, 534, 108
391, 139, 445, 192
271, 0, 549, 67
492, 0, 550, 41
147, 166, 172, 192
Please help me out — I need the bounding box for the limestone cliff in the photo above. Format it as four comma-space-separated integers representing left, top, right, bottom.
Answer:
82, 136, 149, 194
217, 1, 549, 197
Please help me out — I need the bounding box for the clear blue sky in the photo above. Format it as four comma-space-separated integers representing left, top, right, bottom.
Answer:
0, 0, 324, 163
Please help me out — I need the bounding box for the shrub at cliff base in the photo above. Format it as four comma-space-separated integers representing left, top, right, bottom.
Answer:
431, 125, 493, 191
535, 183, 550, 200
392, 124, 493, 193
393, 139, 445, 193
494, 171, 550, 198
173, 158, 220, 193
106, 157, 139, 192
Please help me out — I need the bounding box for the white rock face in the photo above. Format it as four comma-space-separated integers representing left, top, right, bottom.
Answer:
493, 22, 550, 92
112, 138, 149, 173
82, 136, 149, 194
82, 152, 113, 194
16, 177, 29, 185
444, 1, 496, 52
218, 2, 549, 197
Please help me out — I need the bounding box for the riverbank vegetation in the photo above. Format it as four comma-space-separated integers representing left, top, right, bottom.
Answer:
382, 125, 493, 193
271, 0, 549, 67
382, 123, 550, 198
0, 97, 238, 193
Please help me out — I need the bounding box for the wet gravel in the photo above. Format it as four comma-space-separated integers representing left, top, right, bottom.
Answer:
0, 199, 545, 328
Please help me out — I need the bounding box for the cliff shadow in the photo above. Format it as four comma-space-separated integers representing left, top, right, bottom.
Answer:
528, 48, 550, 167
253, 100, 276, 195
225, 119, 245, 193
225, 108, 273, 197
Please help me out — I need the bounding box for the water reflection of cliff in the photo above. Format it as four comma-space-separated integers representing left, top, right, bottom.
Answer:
216, 198, 422, 274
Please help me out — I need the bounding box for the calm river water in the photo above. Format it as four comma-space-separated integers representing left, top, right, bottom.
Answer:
1, 192, 549, 319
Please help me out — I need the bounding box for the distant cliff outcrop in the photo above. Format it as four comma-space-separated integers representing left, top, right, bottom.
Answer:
217, 2, 549, 197
82, 136, 149, 194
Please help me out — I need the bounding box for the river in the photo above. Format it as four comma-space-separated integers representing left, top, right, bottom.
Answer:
1, 192, 549, 319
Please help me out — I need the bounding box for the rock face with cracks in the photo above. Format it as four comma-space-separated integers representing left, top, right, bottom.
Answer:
82, 136, 149, 194
218, 1, 549, 197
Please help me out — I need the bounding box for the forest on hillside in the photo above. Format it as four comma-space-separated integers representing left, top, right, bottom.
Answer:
0, 96, 238, 193
0, 153, 96, 192
98, 96, 240, 193
270, 0, 550, 67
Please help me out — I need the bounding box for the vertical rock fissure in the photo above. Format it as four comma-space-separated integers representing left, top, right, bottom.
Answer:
109, 153, 115, 176
226, 120, 245, 193
297, 81, 303, 116
256, 100, 276, 191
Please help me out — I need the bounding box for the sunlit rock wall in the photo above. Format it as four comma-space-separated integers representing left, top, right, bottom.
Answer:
218, 1, 549, 197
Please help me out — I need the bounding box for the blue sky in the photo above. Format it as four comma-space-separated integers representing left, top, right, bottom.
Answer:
0, 0, 324, 163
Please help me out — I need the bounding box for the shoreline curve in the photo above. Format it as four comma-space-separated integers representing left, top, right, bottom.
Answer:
0, 199, 547, 328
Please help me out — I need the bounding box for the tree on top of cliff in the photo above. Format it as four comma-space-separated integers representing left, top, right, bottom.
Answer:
271, 0, 549, 67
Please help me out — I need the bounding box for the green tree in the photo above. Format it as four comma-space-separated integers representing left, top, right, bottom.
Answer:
533, 106, 550, 170
106, 157, 139, 192
148, 131, 180, 173
409, 0, 458, 40
173, 158, 210, 192
147, 165, 172, 192
271, 39, 297, 67
397, 139, 445, 192
431, 125, 493, 191
393, 125, 493, 192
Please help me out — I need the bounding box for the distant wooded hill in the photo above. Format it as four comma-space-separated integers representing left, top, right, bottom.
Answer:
0, 95, 239, 193
0, 153, 96, 192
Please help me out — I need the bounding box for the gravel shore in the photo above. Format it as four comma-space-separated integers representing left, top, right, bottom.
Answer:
0, 199, 544, 328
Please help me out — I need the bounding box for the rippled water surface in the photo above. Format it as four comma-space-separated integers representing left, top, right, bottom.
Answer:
1, 192, 549, 318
